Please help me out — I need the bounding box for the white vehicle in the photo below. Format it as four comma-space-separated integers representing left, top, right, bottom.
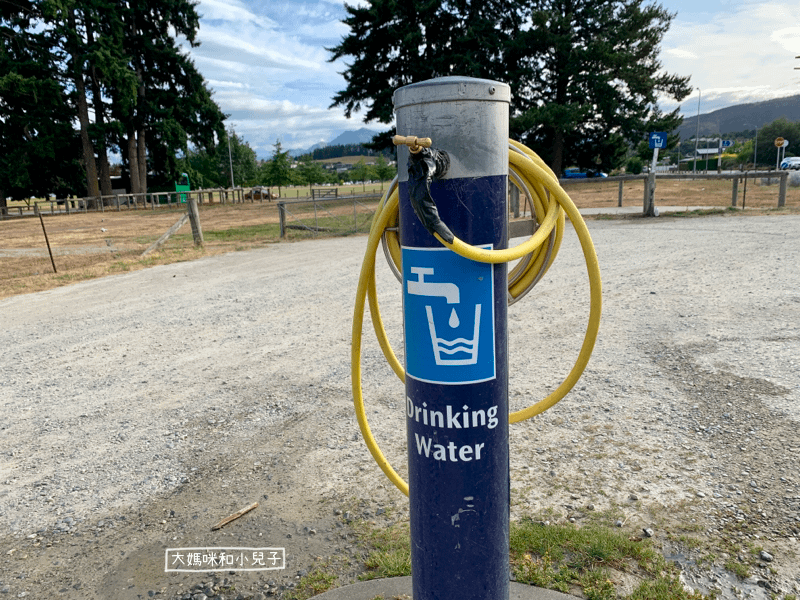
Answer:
780, 157, 800, 170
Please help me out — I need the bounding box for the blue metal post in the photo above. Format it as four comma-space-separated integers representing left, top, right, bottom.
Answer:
394, 77, 510, 600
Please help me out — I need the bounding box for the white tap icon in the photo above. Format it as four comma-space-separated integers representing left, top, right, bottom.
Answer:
407, 267, 460, 304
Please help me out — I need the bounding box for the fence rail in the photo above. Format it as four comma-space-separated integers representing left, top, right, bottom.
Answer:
0, 188, 248, 220
2, 171, 793, 223
558, 171, 790, 209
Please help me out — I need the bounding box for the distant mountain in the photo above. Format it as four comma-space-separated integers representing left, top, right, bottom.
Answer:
327, 128, 381, 147
289, 128, 381, 157
676, 95, 800, 139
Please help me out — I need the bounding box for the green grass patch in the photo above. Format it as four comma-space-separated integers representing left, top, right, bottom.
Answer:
203, 222, 281, 241
724, 558, 750, 579
284, 568, 338, 600
510, 519, 661, 572
258, 504, 746, 600
344, 516, 719, 599
510, 518, 715, 600
354, 520, 411, 581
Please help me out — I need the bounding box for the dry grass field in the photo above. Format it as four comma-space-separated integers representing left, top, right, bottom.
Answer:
1, 177, 798, 300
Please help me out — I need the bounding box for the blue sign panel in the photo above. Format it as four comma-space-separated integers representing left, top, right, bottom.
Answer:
402, 246, 495, 385
722, 140, 733, 148
649, 132, 668, 149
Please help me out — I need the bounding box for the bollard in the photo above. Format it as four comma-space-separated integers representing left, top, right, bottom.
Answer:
394, 76, 510, 600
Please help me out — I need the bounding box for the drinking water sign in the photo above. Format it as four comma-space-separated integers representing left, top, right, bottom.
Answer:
402, 246, 496, 385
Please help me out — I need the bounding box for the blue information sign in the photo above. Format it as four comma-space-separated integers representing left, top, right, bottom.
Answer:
722, 140, 732, 148
402, 246, 495, 385
649, 132, 668, 149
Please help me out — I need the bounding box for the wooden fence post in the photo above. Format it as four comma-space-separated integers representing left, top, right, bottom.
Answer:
36, 204, 57, 273
187, 196, 204, 246
510, 184, 520, 218
278, 202, 286, 238
618, 181, 624, 207
778, 172, 788, 207
731, 177, 739, 207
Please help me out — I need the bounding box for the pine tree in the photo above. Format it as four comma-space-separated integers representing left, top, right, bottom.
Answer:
328, 0, 691, 173
115, 0, 226, 192
328, 0, 523, 124
2, 0, 226, 200
511, 0, 691, 174
0, 2, 84, 204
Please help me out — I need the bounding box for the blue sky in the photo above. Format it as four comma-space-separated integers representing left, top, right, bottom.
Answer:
183, 0, 800, 158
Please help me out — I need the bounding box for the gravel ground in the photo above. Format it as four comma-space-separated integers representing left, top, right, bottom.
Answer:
1, 213, 799, 600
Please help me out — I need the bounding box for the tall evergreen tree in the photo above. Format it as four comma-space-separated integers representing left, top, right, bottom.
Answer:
3, 0, 226, 201
329, 0, 523, 124
328, 0, 691, 174
511, 0, 691, 173
0, 2, 84, 204
81, 0, 133, 196
115, 0, 226, 193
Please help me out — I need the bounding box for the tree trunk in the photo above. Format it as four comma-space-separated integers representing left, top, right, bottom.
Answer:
128, 129, 141, 194
98, 148, 112, 198
551, 129, 564, 177
84, 12, 113, 199
67, 10, 100, 205
136, 58, 147, 194
137, 127, 147, 195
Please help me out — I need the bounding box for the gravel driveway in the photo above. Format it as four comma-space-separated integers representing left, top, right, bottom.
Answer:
1, 213, 799, 599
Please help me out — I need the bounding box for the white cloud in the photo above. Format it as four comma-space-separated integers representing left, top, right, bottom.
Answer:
197, 28, 324, 71
195, 0, 273, 28
206, 79, 250, 90
214, 90, 378, 153
661, 0, 800, 115
666, 48, 698, 60
183, 0, 365, 157
771, 27, 800, 53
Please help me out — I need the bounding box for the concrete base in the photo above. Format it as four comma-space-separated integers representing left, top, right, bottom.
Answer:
310, 576, 578, 599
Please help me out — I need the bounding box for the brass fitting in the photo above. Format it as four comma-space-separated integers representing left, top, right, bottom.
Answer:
392, 135, 432, 154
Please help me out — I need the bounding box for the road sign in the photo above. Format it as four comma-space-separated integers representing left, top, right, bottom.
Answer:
775, 137, 785, 148
782, 139, 789, 148
721, 140, 732, 148
649, 132, 668, 149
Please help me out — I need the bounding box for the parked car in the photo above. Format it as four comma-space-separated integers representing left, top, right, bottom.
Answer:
246, 186, 278, 201
779, 157, 800, 170
562, 168, 608, 179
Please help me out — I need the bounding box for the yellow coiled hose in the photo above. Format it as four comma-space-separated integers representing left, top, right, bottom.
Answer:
351, 139, 602, 496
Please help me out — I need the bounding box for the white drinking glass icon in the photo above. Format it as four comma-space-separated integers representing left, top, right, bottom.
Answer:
407, 267, 481, 366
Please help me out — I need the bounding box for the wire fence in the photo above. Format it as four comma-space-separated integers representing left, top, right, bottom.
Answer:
277, 194, 383, 239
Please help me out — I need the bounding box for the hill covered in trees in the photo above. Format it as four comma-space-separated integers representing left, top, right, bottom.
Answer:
677, 95, 800, 139
297, 143, 392, 162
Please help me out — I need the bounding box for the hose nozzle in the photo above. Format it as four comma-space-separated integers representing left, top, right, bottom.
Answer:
407, 146, 453, 244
